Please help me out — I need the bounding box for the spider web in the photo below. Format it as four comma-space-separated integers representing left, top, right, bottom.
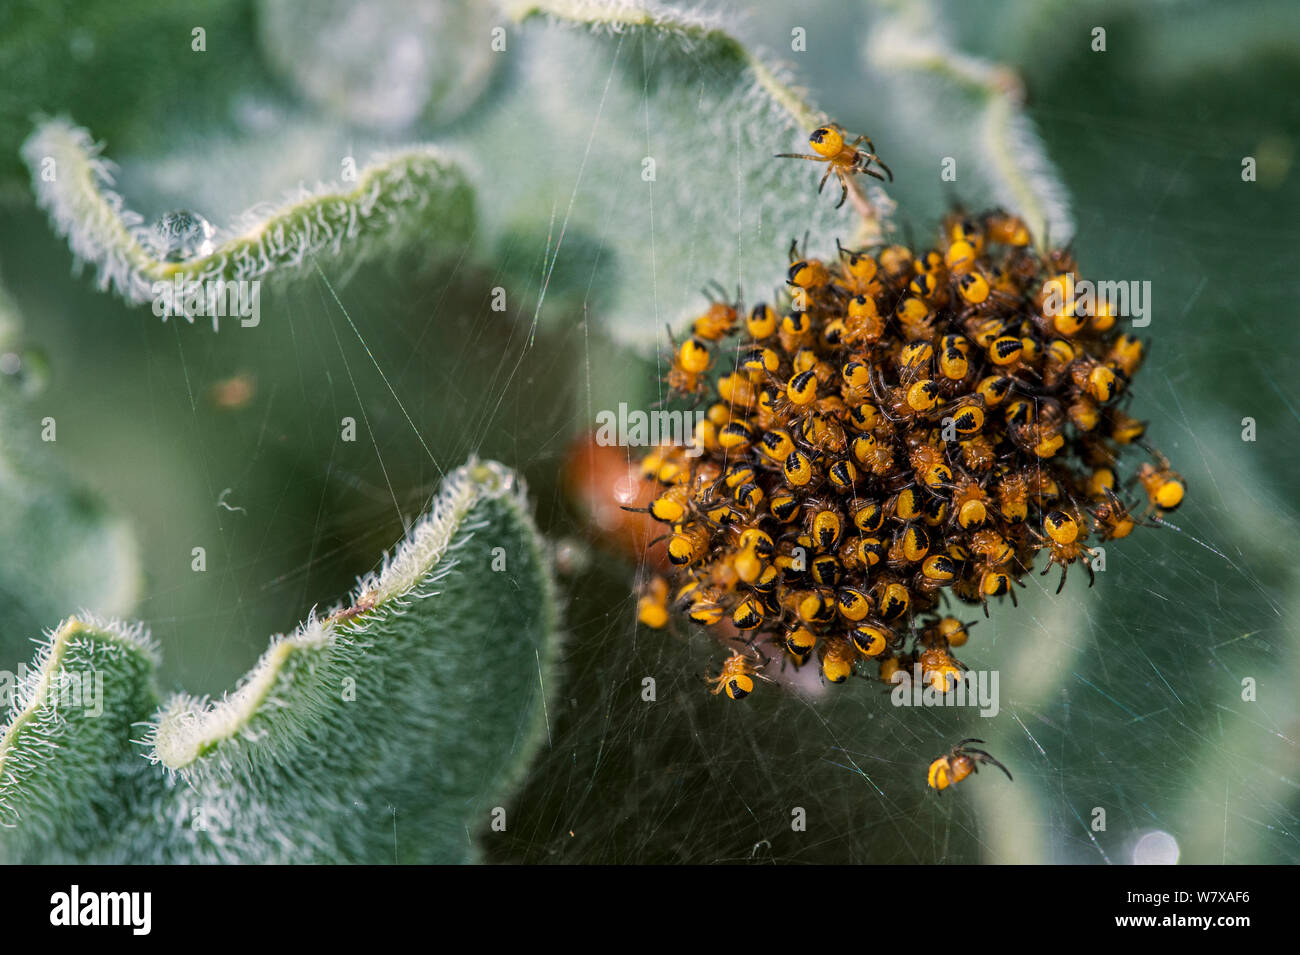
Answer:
483, 1, 1300, 864
6, 0, 1296, 865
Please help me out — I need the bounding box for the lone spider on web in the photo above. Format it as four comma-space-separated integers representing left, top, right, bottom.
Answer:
775, 123, 893, 208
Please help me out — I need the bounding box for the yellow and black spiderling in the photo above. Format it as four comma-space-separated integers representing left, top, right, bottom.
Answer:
632, 147, 1185, 703
775, 123, 894, 209
927, 738, 1014, 792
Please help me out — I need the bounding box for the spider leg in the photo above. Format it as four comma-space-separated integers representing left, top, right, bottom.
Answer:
921, 482, 954, 504
964, 748, 1014, 781
1055, 563, 1068, 595
1144, 445, 1172, 469
900, 356, 929, 385
774, 153, 825, 161
818, 166, 834, 194
854, 150, 892, 179
835, 176, 848, 209
869, 367, 905, 423
670, 589, 697, 612
664, 322, 679, 350
702, 278, 730, 301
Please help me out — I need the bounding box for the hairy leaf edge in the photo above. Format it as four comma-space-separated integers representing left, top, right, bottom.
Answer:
145, 458, 551, 771
0, 615, 158, 783
866, 0, 1074, 245
508, 0, 827, 137
21, 117, 475, 310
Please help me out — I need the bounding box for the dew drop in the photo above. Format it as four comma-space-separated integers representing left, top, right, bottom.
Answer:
1132, 829, 1180, 865
150, 210, 215, 262
0, 348, 50, 397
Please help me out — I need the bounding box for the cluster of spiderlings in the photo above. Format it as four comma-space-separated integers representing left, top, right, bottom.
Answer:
633, 208, 1187, 700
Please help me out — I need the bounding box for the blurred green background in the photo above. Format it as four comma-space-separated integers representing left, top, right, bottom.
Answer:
0, 0, 1296, 863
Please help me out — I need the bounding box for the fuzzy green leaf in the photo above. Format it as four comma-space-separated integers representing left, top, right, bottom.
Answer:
463, 0, 872, 349
861, 0, 1073, 245
17, 2, 882, 352
256, 0, 500, 129
0, 459, 558, 863
21, 117, 475, 311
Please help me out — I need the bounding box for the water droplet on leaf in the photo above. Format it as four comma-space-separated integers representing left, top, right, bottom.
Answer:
150, 210, 215, 262
0, 348, 50, 397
